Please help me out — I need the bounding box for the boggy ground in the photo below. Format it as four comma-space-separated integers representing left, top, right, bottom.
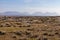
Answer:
0, 16, 60, 40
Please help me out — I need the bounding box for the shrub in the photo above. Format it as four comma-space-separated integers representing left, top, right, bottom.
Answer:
0, 31, 6, 35
27, 28, 33, 31
0, 25, 3, 27
14, 31, 22, 36
19, 38, 27, 40
38, 38, 41, 40
30, 35, 38, 38
12, 35, 16, 38
25, 31, 31, 35
48, 34, 54, 36
43, 33, 48, 36
43, 38, 48, 40
55, 32, 59, 35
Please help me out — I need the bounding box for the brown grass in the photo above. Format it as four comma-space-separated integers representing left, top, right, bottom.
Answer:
0, 16, 60, 40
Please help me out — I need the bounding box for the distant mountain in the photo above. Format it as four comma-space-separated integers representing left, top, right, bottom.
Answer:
0, 11, 59, 16
32, 12, 58, 16
3, 11, 21, 16
1, 11, 31, 16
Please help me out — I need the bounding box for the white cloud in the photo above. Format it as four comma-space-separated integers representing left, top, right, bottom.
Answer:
18, 7, 60, 15
19, 7, 59, 12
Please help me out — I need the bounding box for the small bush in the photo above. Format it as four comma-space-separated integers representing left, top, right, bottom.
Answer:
19, 38, 27, 40
38, 38, 41, 40
55, 32, 59, 35
43, 38, 48, 40
14, 32, 22, 36
31, 35, 38, 38
0, 31, 6, 35
12, 35, 16, 38
43, 33, 48, 36
25, 31, 31, 35
48, 34, 54, 36
0, 25, 3, 27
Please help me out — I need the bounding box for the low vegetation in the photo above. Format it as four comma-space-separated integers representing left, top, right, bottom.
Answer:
0, 16, 59, 40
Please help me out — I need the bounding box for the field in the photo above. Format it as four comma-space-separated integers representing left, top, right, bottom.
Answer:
0, 16, 60, 40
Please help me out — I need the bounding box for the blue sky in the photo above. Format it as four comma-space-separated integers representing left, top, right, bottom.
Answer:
0, 0, 60, 14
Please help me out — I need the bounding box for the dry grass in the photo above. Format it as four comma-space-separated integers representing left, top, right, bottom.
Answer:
0, 16, 60, 40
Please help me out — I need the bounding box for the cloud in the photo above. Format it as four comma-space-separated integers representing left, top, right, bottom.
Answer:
18, 7, 60, 12
1, 7, 60, 15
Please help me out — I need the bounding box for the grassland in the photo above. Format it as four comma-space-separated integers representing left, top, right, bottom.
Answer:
0, 16, 60, 40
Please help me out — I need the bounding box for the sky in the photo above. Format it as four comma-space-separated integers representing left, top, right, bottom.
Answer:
0, 0, 60, 14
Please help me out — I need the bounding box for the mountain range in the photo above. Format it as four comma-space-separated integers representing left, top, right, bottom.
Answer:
0, 11, 59, 16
